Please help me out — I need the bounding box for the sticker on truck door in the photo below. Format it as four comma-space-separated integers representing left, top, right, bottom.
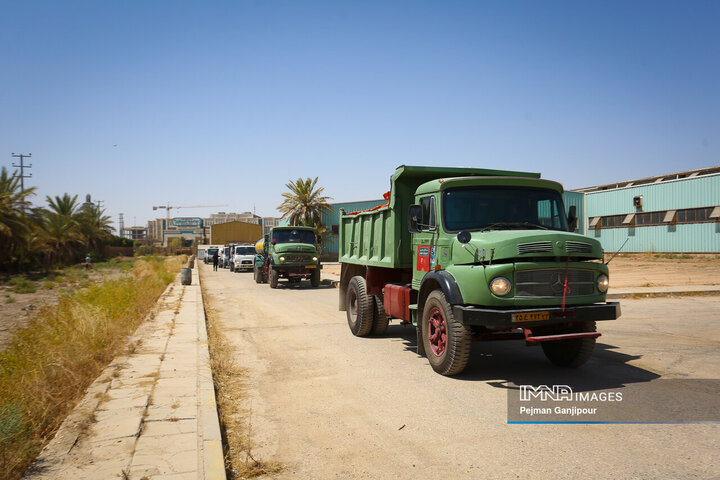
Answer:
417, 245, 431, 272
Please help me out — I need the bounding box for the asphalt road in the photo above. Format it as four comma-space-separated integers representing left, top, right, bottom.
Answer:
200, 263, 720, 480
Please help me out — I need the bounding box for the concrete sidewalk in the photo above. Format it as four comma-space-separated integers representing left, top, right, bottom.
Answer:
25, 267, 225, 480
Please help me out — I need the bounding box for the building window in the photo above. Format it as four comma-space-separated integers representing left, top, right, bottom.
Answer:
595, 206, 718, 229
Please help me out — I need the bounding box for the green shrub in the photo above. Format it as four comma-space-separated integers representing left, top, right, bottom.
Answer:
7, 278, 37, 294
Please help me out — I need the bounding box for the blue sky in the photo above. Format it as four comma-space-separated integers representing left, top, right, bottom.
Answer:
1, 0, 718, 228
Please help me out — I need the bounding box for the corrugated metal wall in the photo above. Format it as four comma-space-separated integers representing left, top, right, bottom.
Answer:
585, 174, 720, 253
589, 223, 720, 253
210, 221, 263, 245
585, 175, 719, 215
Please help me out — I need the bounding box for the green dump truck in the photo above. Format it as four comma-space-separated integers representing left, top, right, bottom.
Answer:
254, 226, 322, 288
338, 165, 620, 376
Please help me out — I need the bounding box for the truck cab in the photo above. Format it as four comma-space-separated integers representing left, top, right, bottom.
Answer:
254, 226, 322, 288
339, 165, 620, 376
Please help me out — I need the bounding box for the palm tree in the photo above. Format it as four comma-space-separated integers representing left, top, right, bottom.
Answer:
278, 177, 333, 228
38, 194, 84, 265
0, 167, 36, 267
77, 204, 114, 255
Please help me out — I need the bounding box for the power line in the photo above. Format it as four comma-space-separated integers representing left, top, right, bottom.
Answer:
11, 153, 32, 192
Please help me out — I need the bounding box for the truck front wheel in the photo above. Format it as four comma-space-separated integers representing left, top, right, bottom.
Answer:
346, 276, 374, 337
269, 269, 279, 289
254, 266, 262, 284
421, 290, 471, 376
541, 321, 597, 368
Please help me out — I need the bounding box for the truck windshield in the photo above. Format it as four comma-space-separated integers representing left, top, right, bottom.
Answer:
272, 229, 316, 244
442, 186, 568, 232
207, 248, 218, 255
235, 247, 255, 255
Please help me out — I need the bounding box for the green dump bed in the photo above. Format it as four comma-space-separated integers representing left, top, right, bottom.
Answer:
338, 165, 541, 269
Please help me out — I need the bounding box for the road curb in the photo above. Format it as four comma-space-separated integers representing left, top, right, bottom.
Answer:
195, 268, 228, 480
607, 289, 720, 299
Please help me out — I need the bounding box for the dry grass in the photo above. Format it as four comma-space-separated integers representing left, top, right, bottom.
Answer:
203, 301, 282, 479
0, 256, 185, 480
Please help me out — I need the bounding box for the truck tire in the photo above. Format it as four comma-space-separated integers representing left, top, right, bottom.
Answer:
346, 276, 374, 337
310, 269, 320, 288
421, 290, 471, 376
254, 266, 262, 284
270, 269, 279, 289
371, 295, 389, 335
541, 321, 597, 368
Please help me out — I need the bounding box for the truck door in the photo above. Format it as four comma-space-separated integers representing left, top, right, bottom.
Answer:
413, 196, 439, 285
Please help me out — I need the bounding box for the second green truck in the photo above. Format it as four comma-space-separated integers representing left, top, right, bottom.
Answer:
254, 226, 322, 288
338, 165, 621, 376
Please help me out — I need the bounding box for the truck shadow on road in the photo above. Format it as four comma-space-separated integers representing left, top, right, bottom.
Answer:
389, 324, 660, 392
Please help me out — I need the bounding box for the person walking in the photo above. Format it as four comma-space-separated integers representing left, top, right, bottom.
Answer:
212, 251, 219, 271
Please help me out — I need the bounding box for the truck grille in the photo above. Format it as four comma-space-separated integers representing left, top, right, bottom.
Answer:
566, 241, 593, 253
515, 269, 595, 297
517, 241, 553, 254
285, 255, 307, 263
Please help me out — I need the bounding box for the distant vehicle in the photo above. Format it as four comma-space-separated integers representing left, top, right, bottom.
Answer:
204, 247, 220, 264
254, 227, 322, 288
230, 245, 256, 272
220, 245, 232, 268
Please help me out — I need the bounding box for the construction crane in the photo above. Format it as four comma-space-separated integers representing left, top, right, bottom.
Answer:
152, 203, 229, 220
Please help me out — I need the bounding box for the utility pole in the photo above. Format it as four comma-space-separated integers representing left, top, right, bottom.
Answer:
119, 213, 125, 238
11, 153, 32, 192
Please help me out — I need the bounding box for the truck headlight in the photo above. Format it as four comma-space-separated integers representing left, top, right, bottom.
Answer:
490, 277, 512, 296
312, 256, 318, 262
597, 274, 609, 293
279, 256, 285, 262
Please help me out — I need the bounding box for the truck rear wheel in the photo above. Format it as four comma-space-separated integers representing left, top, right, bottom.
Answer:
254, 266, 262, 284
421, 290, 471, 376
371, 295, 389, 335
310, 269, 320, 288
346, 276, 374, 337
541, 321, 597, 367
269, 269, 279, 289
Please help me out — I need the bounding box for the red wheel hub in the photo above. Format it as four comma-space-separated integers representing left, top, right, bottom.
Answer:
427, 307, 447, 356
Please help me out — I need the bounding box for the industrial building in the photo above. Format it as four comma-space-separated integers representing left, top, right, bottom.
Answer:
576, 166, 720, 253
209, 221, 263, 245
146, 212, 280, 246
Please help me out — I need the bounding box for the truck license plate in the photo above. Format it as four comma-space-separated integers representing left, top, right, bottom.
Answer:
306, 265, 316, 269
512, 311, 550, 322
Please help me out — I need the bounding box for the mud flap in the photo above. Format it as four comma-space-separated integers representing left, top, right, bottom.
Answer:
416, 326, 425, 356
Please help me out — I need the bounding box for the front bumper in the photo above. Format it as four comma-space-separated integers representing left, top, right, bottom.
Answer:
271, 264, 322, 275
453, 302, 621, 329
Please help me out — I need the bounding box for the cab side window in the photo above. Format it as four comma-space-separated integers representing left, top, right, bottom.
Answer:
420, 196, 437, 231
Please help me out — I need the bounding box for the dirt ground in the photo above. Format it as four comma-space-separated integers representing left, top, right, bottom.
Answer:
322, 253, 720, 288
0, 264, 131, 350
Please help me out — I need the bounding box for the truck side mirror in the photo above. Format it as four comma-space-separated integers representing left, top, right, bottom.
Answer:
408, 204, 422, 233
317, 235, 322, 245
567, 205, 578, 232
457, 231, 471, 244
